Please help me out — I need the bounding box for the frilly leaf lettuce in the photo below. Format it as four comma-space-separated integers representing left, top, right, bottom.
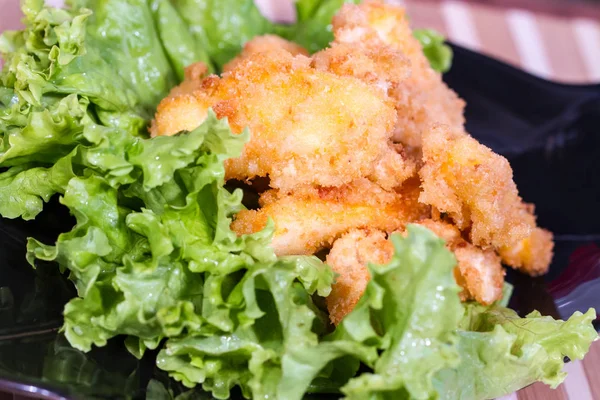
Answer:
0, 151, 75, 219
1, 0, 165, 121
156, 226, 460, 400
1, 1, 596, 400
25, 112, 298, 355
0, 94, 90, 166
68, 0, 178, 111
337, 227, 463, 400
434, 306, 598, 400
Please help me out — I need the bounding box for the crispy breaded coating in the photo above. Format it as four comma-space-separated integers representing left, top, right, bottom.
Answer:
231, 178, 429, 256
150, 62, 211, 136
326, 229, 393, 325
223, 35, 309, 72
152, 49, 409, 191
311, 42, 418, 190
151, 90, 212, 139
499, 225, 554, 276
311, 41, 410, 93
419, 125, 553, 275
416, 219, 505, 305
453, 246, 505, 303
332, 0, 465, 147
367, 142, 418, 190
311, 41, 417, 191
420, 125, 533, 244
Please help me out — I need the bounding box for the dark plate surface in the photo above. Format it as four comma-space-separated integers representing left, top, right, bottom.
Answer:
0, 44, 599, 399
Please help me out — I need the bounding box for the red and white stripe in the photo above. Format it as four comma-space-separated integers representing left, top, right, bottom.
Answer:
404, 0, 600, 83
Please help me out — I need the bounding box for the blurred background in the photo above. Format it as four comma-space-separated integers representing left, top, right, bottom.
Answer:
250, 0, 600, 83
5, 0, 598, 83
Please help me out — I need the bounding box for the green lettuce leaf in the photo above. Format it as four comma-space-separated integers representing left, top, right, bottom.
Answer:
0, 150, 75, 219
0, 94, 91, 166
0, 92, 90, 220
167, 0, 274, 71
277, 0, 360, 53
150, 0, 213, 79
414, 29, 453, 73
69, 0, 178, 112
434, 305, 598, 400
25, 112, 271, 353
157, 263, 337, 400
0, 0, 180, 223
498, 282, 513, 308
157, 225, 461, 400
339, 226, 463, 400
24, 111, 340, 400
1, 0, 165, 123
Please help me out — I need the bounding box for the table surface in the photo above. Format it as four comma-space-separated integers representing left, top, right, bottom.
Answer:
1, 0, 599, 399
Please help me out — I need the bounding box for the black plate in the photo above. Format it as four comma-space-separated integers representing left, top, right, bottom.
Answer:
1, 44, 599, 399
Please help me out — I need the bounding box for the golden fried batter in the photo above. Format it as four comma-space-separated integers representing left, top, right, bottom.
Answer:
420, 125, 531, 242
223, 35, 309, 72
152, 49, 412, 191
331, 0, 465, 147
419, 125, 553, 275
231, 178, 429, 256
311, 42, 417, 190
150, 62, 211, 136
311, 41, 410, 94
499, 224, 554, 276
367, 142, 418, 190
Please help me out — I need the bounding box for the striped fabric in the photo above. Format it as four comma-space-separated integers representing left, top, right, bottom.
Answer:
256, 0, 600, 83
1, 1, 599, 400
1, 0, 599, 81
401, 0, 600, 83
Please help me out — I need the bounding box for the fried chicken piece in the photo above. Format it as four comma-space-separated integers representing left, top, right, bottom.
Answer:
419, 125, 553, 275
326, 221, 505, 324
149, 62, 212, 136
326, 229, 393, 325
311, 41, 410, 94
367, 142, 418, 190
152, 49, 409, 191
151, 61, 212, 138
416, 219, 505, 305
223, 34, 309, 72
231, 178, 429, 256
498, 224, 554, 276
420, 125, 532, 243
331, 0, 465, 147
311, 42, 417, 190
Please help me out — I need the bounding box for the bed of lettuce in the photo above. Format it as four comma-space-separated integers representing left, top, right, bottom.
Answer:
0, 0, 596, 399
